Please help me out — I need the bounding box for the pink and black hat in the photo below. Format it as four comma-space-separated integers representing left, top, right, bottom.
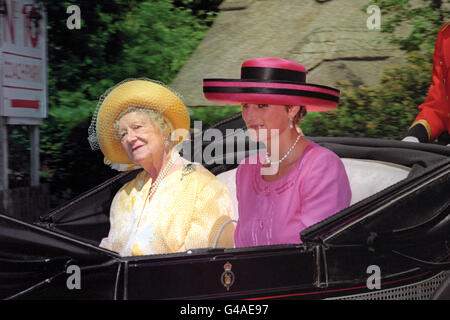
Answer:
203, 57, 340, 111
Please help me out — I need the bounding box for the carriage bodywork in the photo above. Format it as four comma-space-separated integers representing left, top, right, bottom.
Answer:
1, 115, 449, 300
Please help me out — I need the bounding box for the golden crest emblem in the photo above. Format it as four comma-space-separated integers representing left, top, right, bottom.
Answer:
220, 261, 235, 291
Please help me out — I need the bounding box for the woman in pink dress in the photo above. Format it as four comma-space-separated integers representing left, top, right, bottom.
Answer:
203, 57, 352, 247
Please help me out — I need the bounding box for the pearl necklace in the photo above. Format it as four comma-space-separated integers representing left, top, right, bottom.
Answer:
265, 133, 302, 165
131, 151, 177, 244
148, 152, 177, 201
126, 152, 180, 255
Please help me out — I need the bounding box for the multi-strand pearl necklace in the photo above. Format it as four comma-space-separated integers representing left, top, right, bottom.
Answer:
148, 152, 177, 201
265, 133, 302, 165
129, 151, 181, 245
130, 152, 177, 243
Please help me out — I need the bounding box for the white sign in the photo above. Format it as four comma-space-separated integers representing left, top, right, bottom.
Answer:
0, 0, 47, 120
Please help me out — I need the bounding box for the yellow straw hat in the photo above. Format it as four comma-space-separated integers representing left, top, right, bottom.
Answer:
88, 79, 190, 166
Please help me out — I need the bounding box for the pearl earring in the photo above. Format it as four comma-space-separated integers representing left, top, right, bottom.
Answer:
289, 116, 294, 129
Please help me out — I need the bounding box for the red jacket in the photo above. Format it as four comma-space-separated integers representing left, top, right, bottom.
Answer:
408, 22, 450, 142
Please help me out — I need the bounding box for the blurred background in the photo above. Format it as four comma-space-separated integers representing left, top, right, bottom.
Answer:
4, 0, 449, 213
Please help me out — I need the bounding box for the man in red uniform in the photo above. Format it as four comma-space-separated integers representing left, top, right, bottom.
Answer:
403, 22, 450, 145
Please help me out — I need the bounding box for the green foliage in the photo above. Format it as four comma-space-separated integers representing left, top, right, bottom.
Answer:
119, 1, 210, 83
367, 0, 448, 52
173, 0, 223, 25
302, 51, 434, 139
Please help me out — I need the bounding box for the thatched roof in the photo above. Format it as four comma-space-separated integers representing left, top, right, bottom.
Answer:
170, 0, 405, 107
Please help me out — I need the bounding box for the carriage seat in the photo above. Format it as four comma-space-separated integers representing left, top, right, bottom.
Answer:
216, 158, 411, 220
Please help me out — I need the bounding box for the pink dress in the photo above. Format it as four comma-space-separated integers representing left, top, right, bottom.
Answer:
234, 141, 351, 247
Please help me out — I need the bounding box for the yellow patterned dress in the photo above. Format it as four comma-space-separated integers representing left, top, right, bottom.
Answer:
99, 163, 235, 256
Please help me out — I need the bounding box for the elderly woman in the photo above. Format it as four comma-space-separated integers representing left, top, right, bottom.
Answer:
88, 79, 235, 256
203, 57, 351, 247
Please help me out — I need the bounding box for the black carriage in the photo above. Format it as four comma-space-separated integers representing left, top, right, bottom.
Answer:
1, 115, 449, 300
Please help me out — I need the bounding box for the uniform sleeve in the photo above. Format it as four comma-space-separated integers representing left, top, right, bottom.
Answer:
409, 25, 448, 141
182, 178, 235, 251
298, 150, 352, 229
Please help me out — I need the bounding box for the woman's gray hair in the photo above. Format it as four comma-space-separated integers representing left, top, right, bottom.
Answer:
113, 106, 175, 146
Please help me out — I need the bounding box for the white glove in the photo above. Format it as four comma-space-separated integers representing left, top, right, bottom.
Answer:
402, 136, 419, 143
